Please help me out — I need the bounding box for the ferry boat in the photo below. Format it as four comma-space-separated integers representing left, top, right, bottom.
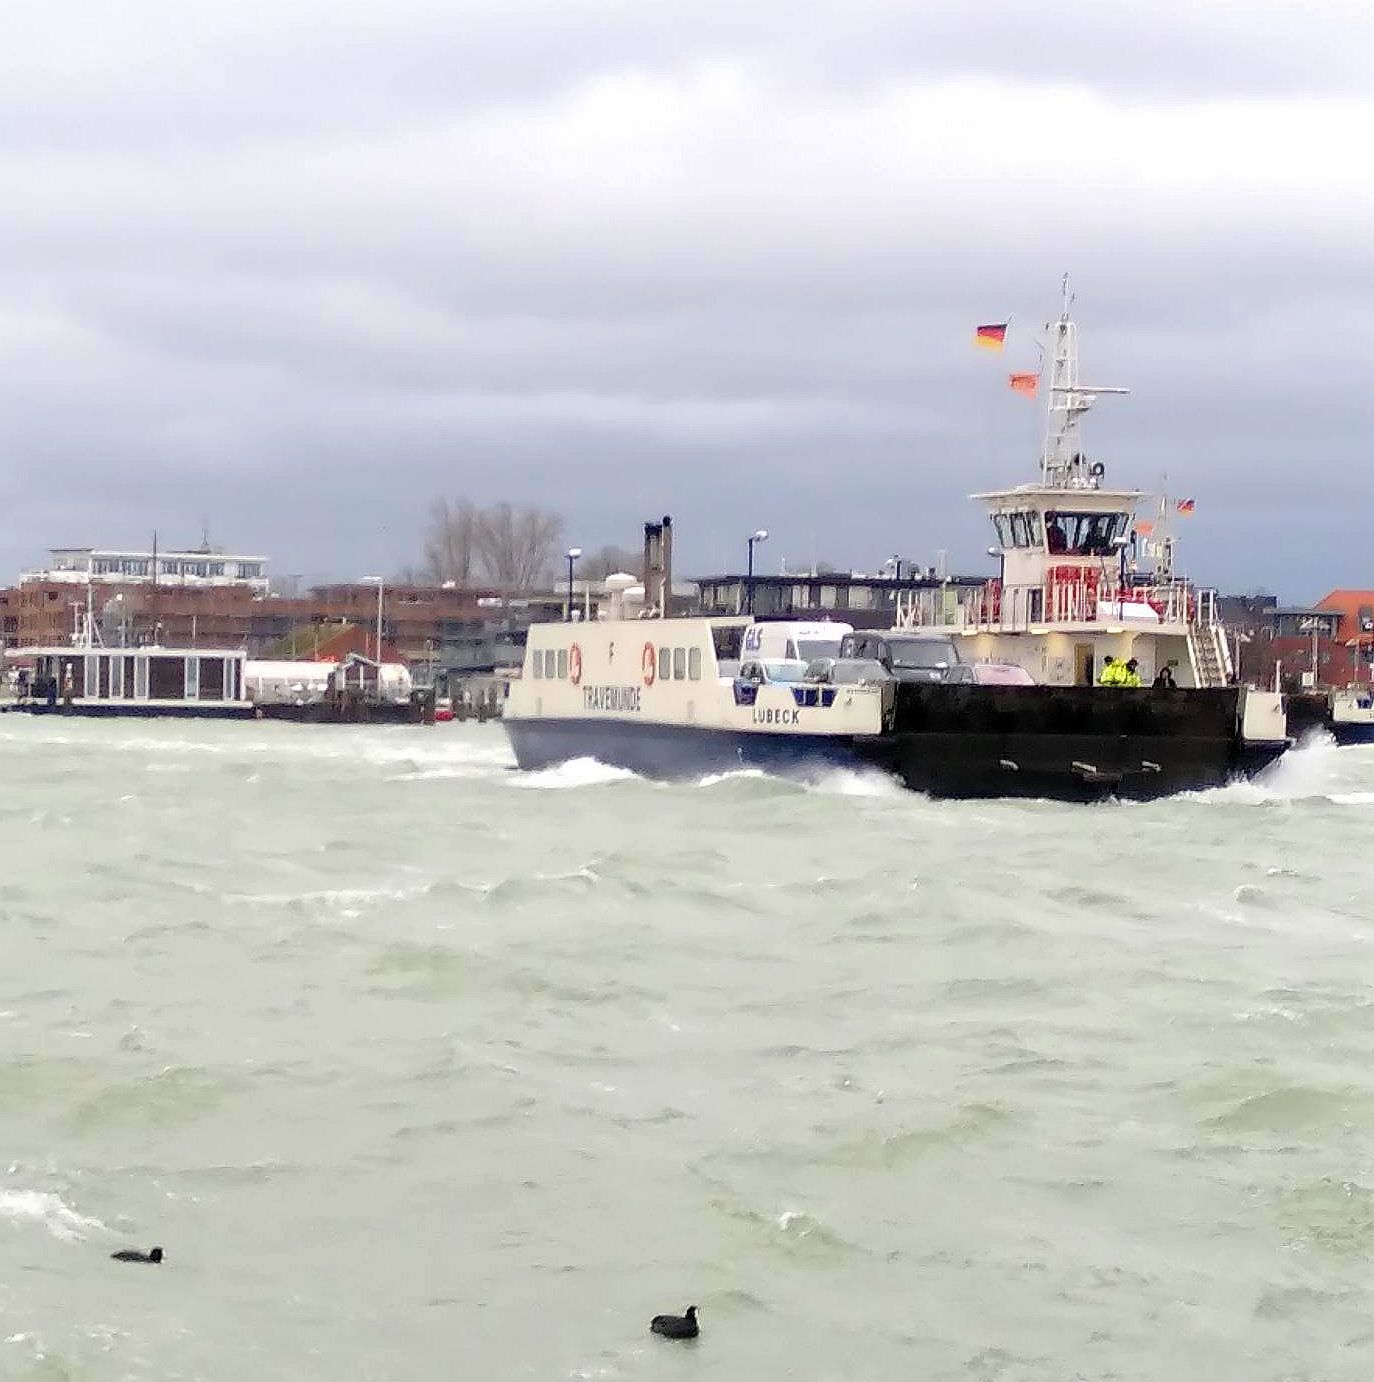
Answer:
502, 288, 1290, 800
1286, 687, 1374, 745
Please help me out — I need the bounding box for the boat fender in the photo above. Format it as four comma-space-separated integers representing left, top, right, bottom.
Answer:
569, 643, 583, 687
642, 641, 657, 686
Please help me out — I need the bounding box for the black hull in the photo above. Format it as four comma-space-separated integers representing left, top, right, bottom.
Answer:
3, 696, 434, 726
851, 731, 1283, 801
1282, 692, 1374, 746
3, 703, 253, 720
1283, 692, 1330, 742
505, 685, 1288, 802
253, 699, 433, 725
858, 683, 1287, 800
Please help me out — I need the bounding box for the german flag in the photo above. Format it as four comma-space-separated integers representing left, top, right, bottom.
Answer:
1008, 371, 1038, 398
1176, 498, 1196, 516
974, 323, 1008, 351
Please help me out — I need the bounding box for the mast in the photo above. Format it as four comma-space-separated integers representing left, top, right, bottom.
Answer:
1039, 275, 1129, 489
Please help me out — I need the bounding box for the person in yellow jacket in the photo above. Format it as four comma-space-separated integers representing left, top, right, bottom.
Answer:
1098, 656, 1125, 686
1121, 658, 1142, 687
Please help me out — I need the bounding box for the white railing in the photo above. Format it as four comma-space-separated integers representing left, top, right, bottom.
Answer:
896, 577, 1218, 633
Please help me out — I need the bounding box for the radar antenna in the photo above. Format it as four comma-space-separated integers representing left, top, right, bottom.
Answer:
1040, 276, 1129, 489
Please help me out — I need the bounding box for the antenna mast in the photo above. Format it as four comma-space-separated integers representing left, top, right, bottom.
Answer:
1039, 275, 1129, 489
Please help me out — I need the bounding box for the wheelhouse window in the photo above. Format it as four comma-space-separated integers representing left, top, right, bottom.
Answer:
531, 649, 543, 678
673, 647, 686, 680
992, 510, 1045, 549
688, 648, 702, 680
556, 649, 568, 680
1044, 511, 1129, 556
658, 646, 671, 682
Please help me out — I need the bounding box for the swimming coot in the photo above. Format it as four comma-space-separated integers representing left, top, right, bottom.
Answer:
650, 1305, 698, 1339
111, 1247, 163, 1264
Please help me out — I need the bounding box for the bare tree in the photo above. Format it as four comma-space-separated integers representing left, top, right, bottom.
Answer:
474, 502, 564, 590
421, 498, 480, 585
579, 545, 643, 581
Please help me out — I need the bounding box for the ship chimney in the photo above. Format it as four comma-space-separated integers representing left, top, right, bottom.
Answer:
642, 515, 673, 617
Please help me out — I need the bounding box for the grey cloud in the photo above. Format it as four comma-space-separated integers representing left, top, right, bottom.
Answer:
1, 1, 1373, 600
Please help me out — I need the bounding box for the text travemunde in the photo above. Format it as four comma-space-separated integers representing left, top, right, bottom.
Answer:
583, 685, 642, 713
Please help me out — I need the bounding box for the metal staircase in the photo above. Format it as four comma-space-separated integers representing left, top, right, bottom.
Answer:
1188, 622, 1229, 688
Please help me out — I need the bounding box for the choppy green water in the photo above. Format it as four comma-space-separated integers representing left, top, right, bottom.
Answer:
2, 719, 1374, 1380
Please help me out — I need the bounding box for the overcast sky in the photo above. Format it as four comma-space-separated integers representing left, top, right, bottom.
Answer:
3, 0, 1372, 597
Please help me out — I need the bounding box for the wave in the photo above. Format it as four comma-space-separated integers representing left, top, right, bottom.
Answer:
0, 1189, 105, 1242
509, 758, 640, 789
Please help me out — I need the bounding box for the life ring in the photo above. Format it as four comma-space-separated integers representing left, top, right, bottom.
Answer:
569, 643, 583, 686
642, 641, 657, 686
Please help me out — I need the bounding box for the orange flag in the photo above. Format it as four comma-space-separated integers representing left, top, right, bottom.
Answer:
1008, 372, 1039, 398
1135, 520, 1155, 536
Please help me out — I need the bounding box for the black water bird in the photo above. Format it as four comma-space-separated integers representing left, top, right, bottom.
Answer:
111, 1246, 163, 1264
650, 1306, 698, 1339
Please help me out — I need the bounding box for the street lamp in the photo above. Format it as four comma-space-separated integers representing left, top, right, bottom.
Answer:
745, 529, 768, 615
363, 576, 384, 663
565, 548, 582, 622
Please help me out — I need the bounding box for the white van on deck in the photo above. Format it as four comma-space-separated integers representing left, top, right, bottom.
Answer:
740, 621, 854, 665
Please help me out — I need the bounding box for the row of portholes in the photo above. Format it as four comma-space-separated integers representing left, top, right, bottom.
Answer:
529, 644, 705, 682
653, 646, 703, 683
530, 648, 569, 680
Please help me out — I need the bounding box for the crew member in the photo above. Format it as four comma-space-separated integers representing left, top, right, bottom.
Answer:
1122, 658, 1142, 687
1098, 656, 1125, 686
1152, 666, 1176, 689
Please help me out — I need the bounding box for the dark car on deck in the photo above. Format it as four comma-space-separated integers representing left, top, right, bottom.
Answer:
837, 632, 964, 684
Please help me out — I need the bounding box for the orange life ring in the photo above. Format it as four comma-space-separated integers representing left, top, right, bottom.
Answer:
569, 643, 583, 686
642, 641, 657, 686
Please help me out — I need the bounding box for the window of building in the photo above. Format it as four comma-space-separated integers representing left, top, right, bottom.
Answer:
673, 647, 686, 680
688, 647, 702, 680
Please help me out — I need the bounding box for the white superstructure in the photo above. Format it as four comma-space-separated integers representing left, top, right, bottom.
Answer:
895, 281, 1234, 692
506, 617, 886, 739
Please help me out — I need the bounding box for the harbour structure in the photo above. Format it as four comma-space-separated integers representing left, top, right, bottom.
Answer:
2, 597, 434, 723
502, 289, 1290, 801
